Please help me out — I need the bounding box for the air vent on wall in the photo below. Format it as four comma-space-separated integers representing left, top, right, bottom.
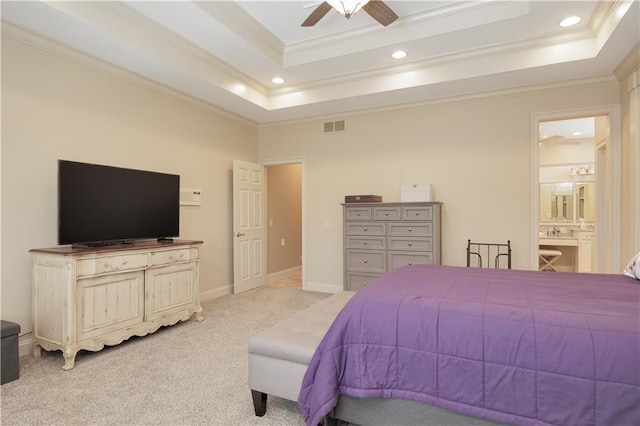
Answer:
323, 120, 346, 134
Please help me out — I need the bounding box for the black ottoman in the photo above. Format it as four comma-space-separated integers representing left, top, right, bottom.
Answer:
1, 320, 20, 384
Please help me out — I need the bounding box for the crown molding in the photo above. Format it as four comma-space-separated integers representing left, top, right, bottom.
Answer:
259, 75, 617, 129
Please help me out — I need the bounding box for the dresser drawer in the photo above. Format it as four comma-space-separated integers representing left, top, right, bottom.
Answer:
402, 205, 433, 221
346, 250, 386, 273
346, 272, 381, 291
77, 253, 148, 277
345, 206, 372, 221
345, 222, 386, 236
387, 222, 432, 237
388, 252, 433, 270
150, 248, 191, 266
372, 206, 401, 221
387, 237, 432, 252
346, 236, 386, 250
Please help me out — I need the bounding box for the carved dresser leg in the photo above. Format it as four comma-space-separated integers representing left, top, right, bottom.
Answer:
251, 390, 267, 416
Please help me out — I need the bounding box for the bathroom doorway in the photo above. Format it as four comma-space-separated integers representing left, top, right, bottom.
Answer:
531, 106, 620, 273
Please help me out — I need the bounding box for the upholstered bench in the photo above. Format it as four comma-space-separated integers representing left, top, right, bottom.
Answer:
248, 291, 355, 416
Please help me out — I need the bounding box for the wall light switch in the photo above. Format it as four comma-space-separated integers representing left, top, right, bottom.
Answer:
281, 238, 285, 247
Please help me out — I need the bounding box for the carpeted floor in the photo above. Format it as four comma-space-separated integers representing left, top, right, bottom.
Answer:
0, 285, 329, 425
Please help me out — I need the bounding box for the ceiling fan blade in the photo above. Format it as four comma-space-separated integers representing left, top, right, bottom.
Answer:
302, 1, 333, 26
362, 0, 398, 26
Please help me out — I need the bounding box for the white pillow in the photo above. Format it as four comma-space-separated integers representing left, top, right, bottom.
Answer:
623, 252, 640, 280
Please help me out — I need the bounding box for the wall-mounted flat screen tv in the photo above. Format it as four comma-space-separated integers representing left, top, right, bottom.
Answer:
58, 160, 180, 247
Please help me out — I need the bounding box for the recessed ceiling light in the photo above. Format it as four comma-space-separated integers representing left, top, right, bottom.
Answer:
559, 16, 581, 27
392, 50, 407, 59
571, 131, 583, 136
272, 77, 285, 84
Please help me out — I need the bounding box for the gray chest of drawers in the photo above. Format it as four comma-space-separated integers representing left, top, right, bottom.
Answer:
342, 202, 442, 291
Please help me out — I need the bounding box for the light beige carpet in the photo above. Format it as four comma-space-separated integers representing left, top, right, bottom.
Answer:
1, 285, 329, 425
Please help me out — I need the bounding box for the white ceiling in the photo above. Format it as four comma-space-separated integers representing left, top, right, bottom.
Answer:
2, 1, 638, 124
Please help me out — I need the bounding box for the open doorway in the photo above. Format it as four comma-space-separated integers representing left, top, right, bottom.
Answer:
531, 106, 620, 273
265, 163, 303, 288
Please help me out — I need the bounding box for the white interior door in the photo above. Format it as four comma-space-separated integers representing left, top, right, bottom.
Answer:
233, 160, 266, 294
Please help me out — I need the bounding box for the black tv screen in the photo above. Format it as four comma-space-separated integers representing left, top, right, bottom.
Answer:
58, 160, 180, 247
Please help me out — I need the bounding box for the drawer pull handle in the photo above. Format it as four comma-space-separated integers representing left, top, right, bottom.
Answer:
356, 212, 361, 216
385, 212, 389, 216
363, 241, 368, 245
408, 242, 413, 247
416, 212, 420, 216
408, 262, 413, 266
364, 282, 368, 286
363, 259, 368, 263
408, 228, 412, 232
364, 227, 368, 231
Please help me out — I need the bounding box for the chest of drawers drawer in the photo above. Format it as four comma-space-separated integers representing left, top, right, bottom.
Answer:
346, 236, 386, 250
345, 222, 386, 236
387, 223, 433, 237
77, 253, 148, 277
346, 250, 386, 273
387, 237, 432, 252
373, 206, 401, 221
150, 248, 192, 266
388, 251, 434, 270
345, 206, 372, 221
402, 205, 433, 221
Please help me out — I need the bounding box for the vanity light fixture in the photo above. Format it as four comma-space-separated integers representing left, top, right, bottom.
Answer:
392, 50, 407, 59
559, 16, 581, 27
272, 77, 285, 84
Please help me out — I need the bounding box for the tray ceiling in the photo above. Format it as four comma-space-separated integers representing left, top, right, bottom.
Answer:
2, 1, 638, 124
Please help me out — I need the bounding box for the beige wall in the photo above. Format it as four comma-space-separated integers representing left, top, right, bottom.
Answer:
615, 44, 640, 262
1, 37, 258, 336
266, 164, 302, 274
259, 82, 621, 292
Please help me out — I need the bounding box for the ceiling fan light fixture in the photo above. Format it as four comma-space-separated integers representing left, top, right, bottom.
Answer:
326, 0, 370, 19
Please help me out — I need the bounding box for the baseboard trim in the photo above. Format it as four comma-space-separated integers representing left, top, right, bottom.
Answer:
267, 265, 302, 281
200, 286, 232, 302
304, 281, 342, 294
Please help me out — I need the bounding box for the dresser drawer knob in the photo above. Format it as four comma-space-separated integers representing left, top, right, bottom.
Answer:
363, 241, 368, 245
408, 262, 413, 266
356, 212, 361, 216
416, 211, 420, 216
385, 212, 389, 216
408, 242, 413, 247
363, 259, 368, 263
408, 227, 412, 232
363, 227, 368, 231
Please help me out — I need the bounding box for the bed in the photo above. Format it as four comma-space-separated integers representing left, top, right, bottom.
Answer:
298, 264, 640, 426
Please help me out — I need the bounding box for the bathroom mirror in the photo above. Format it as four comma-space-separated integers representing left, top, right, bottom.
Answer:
539, 182, 594, 223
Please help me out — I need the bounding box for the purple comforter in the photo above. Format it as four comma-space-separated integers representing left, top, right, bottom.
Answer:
298, 265, 640, 426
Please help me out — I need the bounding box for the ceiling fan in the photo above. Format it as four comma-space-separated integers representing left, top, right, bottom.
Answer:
302, 0, 398, 27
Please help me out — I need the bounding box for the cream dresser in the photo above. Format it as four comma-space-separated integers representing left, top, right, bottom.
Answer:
30, 239, 203, 370
342, 202, 442, 291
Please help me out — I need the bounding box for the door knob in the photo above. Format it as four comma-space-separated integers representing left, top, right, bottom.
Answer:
235, 232, 245, 237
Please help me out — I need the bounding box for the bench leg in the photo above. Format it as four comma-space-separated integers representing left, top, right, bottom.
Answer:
251, 390, 267, 416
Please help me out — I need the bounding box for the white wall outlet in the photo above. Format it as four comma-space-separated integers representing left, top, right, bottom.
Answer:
281, 238, 285, 247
